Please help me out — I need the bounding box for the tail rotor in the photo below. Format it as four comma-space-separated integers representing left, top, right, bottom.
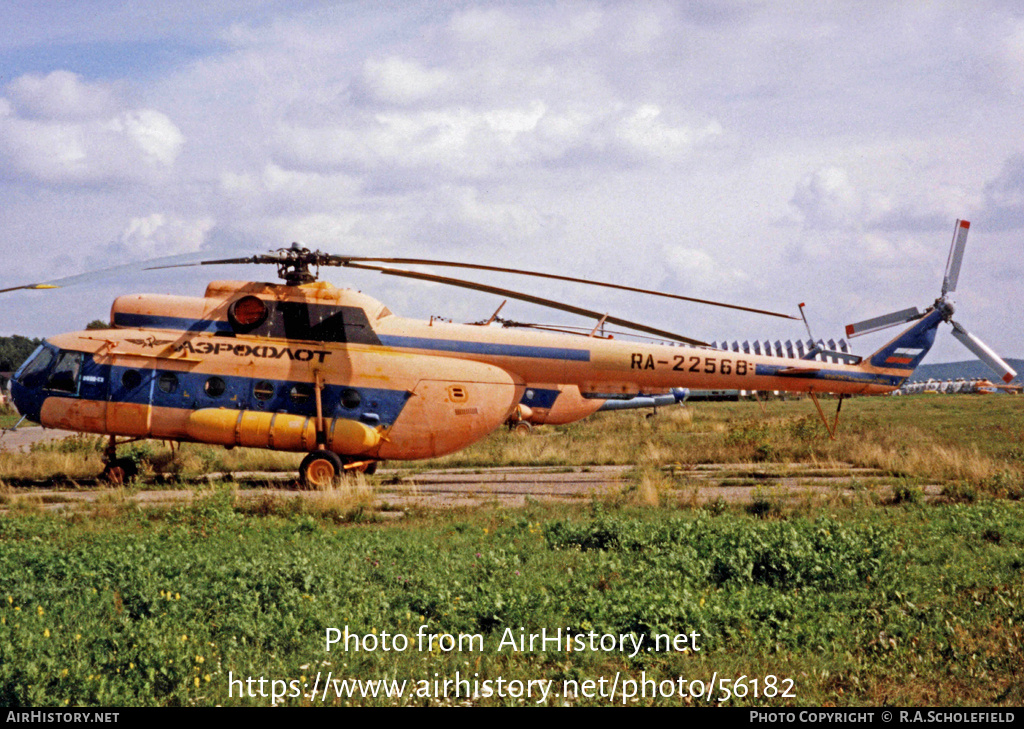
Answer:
844, 220, 1017, 384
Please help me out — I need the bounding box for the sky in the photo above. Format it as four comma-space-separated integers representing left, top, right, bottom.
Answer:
1, 0, 1022, 367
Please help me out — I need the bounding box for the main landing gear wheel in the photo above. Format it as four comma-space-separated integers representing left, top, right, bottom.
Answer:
299, 450, 343, 489
102, 458, 138, 486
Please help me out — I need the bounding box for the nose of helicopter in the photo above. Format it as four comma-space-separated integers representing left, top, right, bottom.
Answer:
8, 377, 37, 422
7, 354, 46, 424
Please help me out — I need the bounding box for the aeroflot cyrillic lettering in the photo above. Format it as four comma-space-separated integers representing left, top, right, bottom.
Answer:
177, 340, 330, 363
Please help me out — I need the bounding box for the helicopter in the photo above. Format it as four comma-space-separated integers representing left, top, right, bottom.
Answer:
4, 220, 1016, 487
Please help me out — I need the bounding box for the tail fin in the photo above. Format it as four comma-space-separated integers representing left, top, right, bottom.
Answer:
866, 308, 944, 377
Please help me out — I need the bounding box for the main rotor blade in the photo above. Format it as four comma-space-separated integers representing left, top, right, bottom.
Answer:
337, 256, 799, 320
1, 252, 211, 294
146, 257, 264, 269
942, 219, 970, 295
345, 262, 709, 346
845, 307, 924, 338
950, 320, 1018, 384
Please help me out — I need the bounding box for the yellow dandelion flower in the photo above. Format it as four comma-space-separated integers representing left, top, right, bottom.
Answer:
175, 593, 180, 600
37, 606, 44, 616
194, 677, 200, 688
204, 674, 211, 683
181, 635, 188, 642
196, 655, 205, 664
60, 669, 68, 678
44, 628, 50, 638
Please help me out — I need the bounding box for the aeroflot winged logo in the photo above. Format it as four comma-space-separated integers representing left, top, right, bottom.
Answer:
176, 339, 331, 363
126, 336, 175, 348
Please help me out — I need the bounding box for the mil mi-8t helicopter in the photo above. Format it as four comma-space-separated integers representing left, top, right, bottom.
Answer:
4, 220, 1016, 487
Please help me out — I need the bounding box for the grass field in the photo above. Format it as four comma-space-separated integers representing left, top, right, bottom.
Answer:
1, 396, 1022, 706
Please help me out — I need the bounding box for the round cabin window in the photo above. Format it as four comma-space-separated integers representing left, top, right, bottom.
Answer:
204, 376, 226, 397
254, 381, 274, 401
158, 372, 179, 394
121, 370, 142, 390
289, 384, 313, 404
340, 388, 361, 409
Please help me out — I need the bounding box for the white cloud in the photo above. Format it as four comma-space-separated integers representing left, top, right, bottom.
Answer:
615, 104, 722, 160
115, 110, 185, 166
113, 213, 215, 259
361, 56, 450, 105
5, 70, 116, 120
274, 100, 719, 182
662, 246, 749, 290
789, 166, 861, 229
0, 71, 183, 184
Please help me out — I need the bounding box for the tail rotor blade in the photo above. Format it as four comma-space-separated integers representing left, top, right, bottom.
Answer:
942, 219, 970, 295
950, 320, 1018, 384
845, 307, 923, 338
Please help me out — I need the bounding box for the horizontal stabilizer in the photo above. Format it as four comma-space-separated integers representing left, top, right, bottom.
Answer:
845, 307, 923, 338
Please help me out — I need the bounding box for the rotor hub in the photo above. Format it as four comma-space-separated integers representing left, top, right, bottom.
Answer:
935, 296, 956, 321
275, 243, 323, 285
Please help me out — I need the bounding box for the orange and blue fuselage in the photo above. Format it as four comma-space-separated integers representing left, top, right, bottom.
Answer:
10, 280, 942, 461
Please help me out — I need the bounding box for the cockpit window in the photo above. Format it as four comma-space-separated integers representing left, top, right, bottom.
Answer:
45, 352, 83, 394
14, 344, 51, 380
14, 345, 54, 385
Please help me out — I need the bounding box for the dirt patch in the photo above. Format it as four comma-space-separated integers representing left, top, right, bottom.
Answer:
0, 426, 81, 452
2, 462, 933, 513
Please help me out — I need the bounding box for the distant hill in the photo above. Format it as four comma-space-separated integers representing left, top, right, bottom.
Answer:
909, 359, 1023, 384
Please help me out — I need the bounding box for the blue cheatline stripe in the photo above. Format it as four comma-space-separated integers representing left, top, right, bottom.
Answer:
378, 335, 591, 362
754, 364, 903, 387
76, 354, 412, 426
113, 312, 233, 333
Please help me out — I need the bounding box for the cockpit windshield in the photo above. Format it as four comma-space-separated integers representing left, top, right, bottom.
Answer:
13, 344, 83, 395
14, 345, 54, 385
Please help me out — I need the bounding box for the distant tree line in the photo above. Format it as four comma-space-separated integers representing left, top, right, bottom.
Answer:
0, 334, 42, 376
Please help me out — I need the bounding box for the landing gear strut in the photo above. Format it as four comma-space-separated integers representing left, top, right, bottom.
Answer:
808, 392, 846, 439
101, 435, 139, 485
